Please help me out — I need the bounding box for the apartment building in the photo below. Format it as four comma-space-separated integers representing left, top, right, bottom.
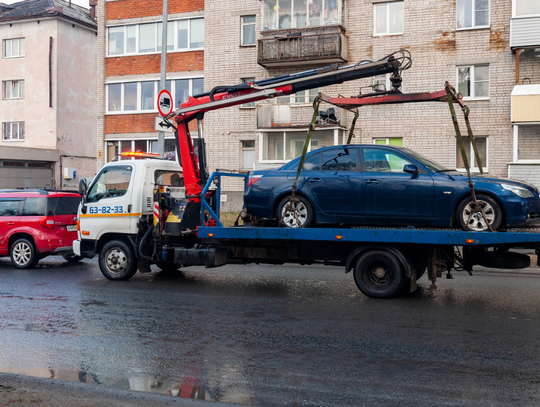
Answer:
96, 0, 204, 166
202, 0, 540, 210
0, 0, 97, 189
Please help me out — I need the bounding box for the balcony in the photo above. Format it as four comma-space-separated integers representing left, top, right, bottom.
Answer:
511, 16, 540, 49
257, 26, 348, 68
257, 103, 347, 128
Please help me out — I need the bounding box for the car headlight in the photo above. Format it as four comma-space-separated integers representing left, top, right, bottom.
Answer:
501, 183, 534, 198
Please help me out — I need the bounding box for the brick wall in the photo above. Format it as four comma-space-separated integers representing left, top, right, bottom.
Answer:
106, 51, 203, 77
106, 0, 204, 21
106, 114, 198, 135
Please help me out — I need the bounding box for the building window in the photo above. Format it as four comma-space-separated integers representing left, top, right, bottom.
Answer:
241, 141, 256, 169
457, 65, 489, 100
262, 0, 344, 30
3, 38, 25, 58
2, 80, 25, 99
457, 0, 489, 29
262, 129, 337, 161
514, 0, 540, 17
107, 18, 204, 56
241, 15, 256, 45
106, 139, 178, 163
106, 78, 204, 113
456, 136, 488, 171
373, 73, 403, 92
374, 2, 404, 36
515, 125, 540, 161
2, 122, 25, 141
374, 137, 402, 146
277, 88, 319, 104
241, 78, 256, 108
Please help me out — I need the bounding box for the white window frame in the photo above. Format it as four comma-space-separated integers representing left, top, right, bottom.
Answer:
513, 0, 540, 17
457, 65, 490, 100
456, 136, 489, 172
373, 137, 403, 146
2, 122, 25, 141
106, 18, 204, 57
276, 88, 319, 105
241, 140, 256, 169
3, 38, 25, 58
373, 1, 404, 36
241, 78, 257, 108
513, 124, 540, 163
261, 0, 344, 30
241, 15, 257, 46
2, 80, 25, 99
456, 0, 490, 30
106, 77, 204, 114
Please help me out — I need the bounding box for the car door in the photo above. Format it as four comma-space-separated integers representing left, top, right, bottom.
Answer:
0, 198, 22, 254
361, 147, 434, 224
304, 147, 363, 220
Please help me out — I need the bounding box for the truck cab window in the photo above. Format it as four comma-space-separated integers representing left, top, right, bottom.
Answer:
87, 166, 132, 203
155, 170, 184, 187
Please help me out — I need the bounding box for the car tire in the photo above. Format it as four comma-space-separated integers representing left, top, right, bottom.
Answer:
277, 195, 314, 228
353, 250, 406, 298
457, 193, 503, 232
62, 253, 83, 263
99, 240, 137, 281
10, 238, 38, 269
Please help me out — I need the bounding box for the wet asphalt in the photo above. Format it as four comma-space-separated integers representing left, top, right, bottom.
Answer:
0, 256, 540, 406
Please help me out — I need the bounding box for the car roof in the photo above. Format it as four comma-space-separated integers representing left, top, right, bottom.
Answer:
0, 189, 81, 198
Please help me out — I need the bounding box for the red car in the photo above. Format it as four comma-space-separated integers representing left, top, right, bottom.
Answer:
0, 190, 82, 268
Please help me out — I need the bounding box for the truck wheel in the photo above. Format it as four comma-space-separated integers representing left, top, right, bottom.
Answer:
457, 194, 502, 232
353, 250, 406, 298
277, 195, 313, 228
10, 238, 38, 269
99, 240, 137, 280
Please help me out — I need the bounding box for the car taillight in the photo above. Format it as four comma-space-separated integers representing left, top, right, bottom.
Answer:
38, 216, 55, 229
247, 175, 262, 188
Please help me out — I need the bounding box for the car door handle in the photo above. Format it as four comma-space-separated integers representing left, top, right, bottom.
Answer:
309, 178, 322, 183
7, 222, 15, 226
365, 179, 379, 184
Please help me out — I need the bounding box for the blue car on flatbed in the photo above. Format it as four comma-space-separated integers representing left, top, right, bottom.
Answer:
244, 145, 540, 232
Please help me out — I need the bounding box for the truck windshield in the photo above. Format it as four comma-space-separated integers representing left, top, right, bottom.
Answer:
87, 166, 132, 203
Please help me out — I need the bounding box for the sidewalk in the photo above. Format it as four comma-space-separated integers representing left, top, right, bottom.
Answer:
0, 373, 242, 407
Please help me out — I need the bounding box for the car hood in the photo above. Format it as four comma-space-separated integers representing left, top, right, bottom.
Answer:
440, 171, 539, 193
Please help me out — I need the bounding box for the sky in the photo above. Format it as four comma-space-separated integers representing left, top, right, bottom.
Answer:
2, 0, 90, 9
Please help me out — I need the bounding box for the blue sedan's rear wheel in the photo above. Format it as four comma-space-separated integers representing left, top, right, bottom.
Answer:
457, 194, 502, 232
277, 195, 313, 228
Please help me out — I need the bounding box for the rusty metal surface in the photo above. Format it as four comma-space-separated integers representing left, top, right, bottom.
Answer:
318, 90, 450, 110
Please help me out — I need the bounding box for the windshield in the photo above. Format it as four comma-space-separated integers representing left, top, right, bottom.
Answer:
87, 166, 132, 203
400, 148, 449, 172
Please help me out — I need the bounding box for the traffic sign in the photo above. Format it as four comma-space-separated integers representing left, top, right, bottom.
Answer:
157, 89, 173, 117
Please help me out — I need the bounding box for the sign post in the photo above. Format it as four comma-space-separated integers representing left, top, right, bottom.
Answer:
158, 0, 169, 158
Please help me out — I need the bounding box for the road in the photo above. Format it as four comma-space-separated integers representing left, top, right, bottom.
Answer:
1, 256, 540, 406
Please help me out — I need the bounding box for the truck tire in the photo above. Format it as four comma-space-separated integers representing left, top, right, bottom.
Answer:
353, 250, 406, 298
457, 194, 503, 232
99, 240, 137, 281
10, 238, 38, 269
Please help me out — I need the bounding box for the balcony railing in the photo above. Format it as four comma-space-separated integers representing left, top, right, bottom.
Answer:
258, 26, 348, 68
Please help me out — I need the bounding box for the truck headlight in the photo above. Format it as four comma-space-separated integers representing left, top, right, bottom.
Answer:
501, 183, 534, 198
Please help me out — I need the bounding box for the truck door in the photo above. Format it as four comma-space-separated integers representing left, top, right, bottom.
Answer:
81, 165, 135, 238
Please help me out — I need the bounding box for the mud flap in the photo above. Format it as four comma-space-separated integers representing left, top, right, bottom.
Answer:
410, 272, 417, 293
137, 257, 152, 273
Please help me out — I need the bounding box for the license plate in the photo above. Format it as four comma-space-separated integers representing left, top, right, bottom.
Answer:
66, 225, 77, 232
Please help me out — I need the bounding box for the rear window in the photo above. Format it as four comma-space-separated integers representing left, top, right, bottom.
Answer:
22, 198, 46, 216
46, 197, 81, 215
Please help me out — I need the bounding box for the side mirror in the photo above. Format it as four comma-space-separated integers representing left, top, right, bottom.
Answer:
403, 164, 419, 174
78, 178, 88, 196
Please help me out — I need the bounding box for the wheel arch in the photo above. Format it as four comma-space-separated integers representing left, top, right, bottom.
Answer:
452, 190, 507, 227
345, 245, 412, 278
95, 233, 137, 255
8, 233, 37, 254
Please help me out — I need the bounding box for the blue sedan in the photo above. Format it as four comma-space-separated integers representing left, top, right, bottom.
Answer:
244, 145, 540, 231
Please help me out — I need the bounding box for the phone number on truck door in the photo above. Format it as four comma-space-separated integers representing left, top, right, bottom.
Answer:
88, 206, 124, 214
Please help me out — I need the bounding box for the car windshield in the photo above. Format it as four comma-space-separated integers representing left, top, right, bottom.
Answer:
400, 148, 449, 172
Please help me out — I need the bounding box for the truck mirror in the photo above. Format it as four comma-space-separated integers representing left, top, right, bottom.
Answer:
79, 178, 88, 196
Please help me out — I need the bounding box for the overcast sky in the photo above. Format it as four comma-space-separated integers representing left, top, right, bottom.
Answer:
2, 0, 89, 9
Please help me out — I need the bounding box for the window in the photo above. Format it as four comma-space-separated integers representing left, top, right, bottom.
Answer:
262, 129, 337, 161
107, 18, 204, 56
2, 80, 24, 99
107, 139, 178, 162
456, 136, 487, 171
374, 2, 404, 36
364, 148, 413, 173
241, 78, 256, 108
457, 65, 489, 99
242, 15, 256, 45
0, 200, 20, 217
87, 166, 132, 203
321, 147, 357, 171
262, 0, 344, 30
277, 88, 319, 104
22, 198, 46, 216
515, 125, 540, 161
241, 141, 256, 169
3, 38, 25, 58
457, 0, 489, 29
373, 74, 402, 92
2, 122, 25, 141
374, 138, 402, 146
514, 0, 540, 17
107, 78, 204, 113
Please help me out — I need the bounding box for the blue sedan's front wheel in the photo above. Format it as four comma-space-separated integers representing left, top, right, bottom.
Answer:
457, 193, 503, 232
277, 195, 314, 228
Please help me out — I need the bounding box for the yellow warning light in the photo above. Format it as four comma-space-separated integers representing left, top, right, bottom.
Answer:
208, 233, 214, 237
466, 239, 474, 244
335, 235, 343, 240
121, 151, 160, 158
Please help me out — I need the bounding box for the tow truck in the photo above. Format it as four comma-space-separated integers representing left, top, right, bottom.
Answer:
74, 50, 540, 298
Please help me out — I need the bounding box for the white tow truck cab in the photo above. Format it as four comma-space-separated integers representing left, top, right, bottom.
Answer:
73, 158, 184, 276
